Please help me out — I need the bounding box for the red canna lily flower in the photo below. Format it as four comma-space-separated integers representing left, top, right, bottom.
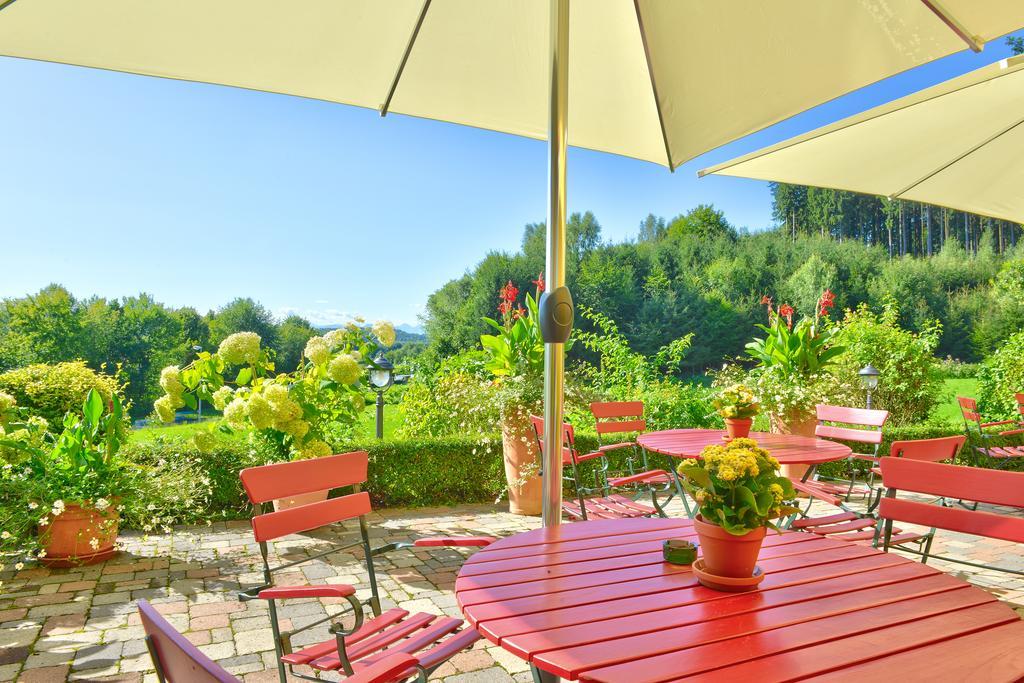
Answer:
779, 303, 795, 328
760, 295, 772, 306
533, 272, 545, 293
499, 280, 519, 304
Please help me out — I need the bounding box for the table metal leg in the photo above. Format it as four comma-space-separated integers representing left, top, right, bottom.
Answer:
532, 664, 561, 682
669, 466, 697, 519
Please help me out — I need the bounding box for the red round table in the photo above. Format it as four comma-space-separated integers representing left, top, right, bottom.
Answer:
456, 518, 1024, 682
638, 429, 852, 465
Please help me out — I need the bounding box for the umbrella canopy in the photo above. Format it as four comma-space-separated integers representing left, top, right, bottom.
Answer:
1, 0, 1021, 169
2, 0, 1023, 526
701, 54, 1024, 224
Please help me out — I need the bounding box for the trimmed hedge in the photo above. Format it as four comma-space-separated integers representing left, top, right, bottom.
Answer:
113, 420, 1020, 531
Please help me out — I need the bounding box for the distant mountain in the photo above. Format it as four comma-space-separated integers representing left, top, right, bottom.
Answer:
397, 323, 425, 336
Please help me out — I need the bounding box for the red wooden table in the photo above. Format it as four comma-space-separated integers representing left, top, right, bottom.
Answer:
638, 429, 852, 466
456, 518, 1024, 682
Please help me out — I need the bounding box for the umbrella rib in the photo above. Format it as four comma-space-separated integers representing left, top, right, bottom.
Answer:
919, 0, 983, 52
892, 113, 1024, 199
632, 0, 674, 171
380, 0, 432, 117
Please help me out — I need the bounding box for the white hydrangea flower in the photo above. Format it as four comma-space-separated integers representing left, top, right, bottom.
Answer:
0, 391, 16, 412
218, 332, 261, 365
211, 385, 234, 411
298, 439, 332, 460
323, 328, 346, 349
328, 354, 361, 385
372, 321, 396, 348
246, 393, 274, 430
154, 395, 177, 423
223, 397, 249, 429
159, 366, 185, 397
304, 336, 331, 365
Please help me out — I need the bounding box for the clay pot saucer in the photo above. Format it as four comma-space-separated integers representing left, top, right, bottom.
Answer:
692, 558, 765, 592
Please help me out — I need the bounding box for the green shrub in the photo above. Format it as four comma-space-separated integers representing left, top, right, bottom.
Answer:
937, 357, 980, 379
831, 303, 943, 426
0, 361, 122, 426
978, 331, 1024, 419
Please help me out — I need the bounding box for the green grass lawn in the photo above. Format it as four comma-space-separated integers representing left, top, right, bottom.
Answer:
934, 377, 978, 423
131, 404, 406, 443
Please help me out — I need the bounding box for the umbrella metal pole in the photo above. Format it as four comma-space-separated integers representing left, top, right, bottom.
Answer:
542, 0, 569, 529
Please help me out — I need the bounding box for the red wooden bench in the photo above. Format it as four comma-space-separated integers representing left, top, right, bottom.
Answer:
792, 436, 964, 549
809, 404, 889, 500
530, 415, 664, 521
138, 599, 424, 682
878, 457, 1024, 575
958, 396, 1024, 467
589, 401, 678, 505
237, 451, 493, 682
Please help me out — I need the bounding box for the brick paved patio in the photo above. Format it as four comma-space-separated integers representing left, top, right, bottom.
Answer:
1, 495, 1021, 683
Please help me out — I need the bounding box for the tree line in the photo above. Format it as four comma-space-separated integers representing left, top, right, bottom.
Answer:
424, 206, 1024, 375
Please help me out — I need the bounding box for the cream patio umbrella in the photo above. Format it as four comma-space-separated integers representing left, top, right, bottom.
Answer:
2, 0, 1023, 526
701, 54, 1024, 225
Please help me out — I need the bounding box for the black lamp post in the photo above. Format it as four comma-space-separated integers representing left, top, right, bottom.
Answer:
858, 364, 880, 409
368, 353, 395, 439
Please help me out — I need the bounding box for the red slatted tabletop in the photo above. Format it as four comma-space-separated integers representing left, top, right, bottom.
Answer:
456, 518, 1024, 682
638, 429, 852, 466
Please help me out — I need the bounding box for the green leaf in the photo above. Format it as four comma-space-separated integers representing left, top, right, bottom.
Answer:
235, 368, 252, 386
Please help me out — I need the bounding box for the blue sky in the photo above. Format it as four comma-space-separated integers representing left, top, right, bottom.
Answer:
1, 33, 1021, 328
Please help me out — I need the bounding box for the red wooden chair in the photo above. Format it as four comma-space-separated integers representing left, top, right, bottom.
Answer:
138, 600, 424, 683
530, 415, 664, 521
877, 458, 1024, 575
588, 401, 680, 512
791, 436, 964, 548
958, 396, 1024, 467
1002, 392, 1024, 436
237, 452, 493, 682
810, 404, 889, 500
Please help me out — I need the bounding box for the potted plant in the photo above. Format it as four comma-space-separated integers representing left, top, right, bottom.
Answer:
745, 291, 846, 437
157, 322, 396, 510
480, 276, 570, 515
712, 384, 759, 439
677, 438, 799, 583
1, 389, 130, 567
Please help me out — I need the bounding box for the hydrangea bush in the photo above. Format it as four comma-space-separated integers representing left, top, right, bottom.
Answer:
155, 322, 395, 459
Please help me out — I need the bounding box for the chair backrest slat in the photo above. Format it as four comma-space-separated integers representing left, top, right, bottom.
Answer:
595, 419, 646, 435
880, 458, 1024, 508
139, 600, 238, 683
815, 424, 883, 445
957, 396, 983, 424
815, 404, 888, 427
1016, 393, 1024, 418
251, 492, 372, 542
888, 435, 965, 462
590, 401, 646, 437
879, 497, 1024, 544
240, 451, 368, 504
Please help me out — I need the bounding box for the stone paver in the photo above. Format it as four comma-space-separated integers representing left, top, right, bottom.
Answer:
0, 493, 1021, 682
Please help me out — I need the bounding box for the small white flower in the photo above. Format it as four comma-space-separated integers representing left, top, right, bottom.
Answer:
14, 562, 24, 571
27, 502, 38, 510
0, 531, 9, 539
39, 517, 49, 526
89, 537, 100, 550
94, 498, 110, 511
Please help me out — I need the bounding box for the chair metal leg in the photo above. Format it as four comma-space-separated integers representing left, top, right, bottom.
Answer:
532, 665, 561, 682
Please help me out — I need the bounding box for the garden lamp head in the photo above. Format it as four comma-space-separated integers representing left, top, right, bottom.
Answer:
858, 364, 880, 391
192, 345, 203, 353
368, 353, 395, 392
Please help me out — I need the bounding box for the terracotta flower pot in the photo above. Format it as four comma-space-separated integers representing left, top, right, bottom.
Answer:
39, 503, 119, 568
692, 514, 765, 579
502, 417, 542, 516
770, 411, 817, 481
723, 418, 752, 440
273, 490, 329, 511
